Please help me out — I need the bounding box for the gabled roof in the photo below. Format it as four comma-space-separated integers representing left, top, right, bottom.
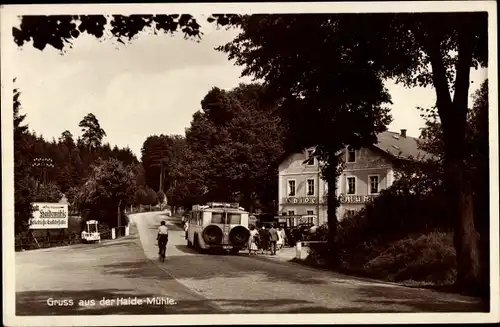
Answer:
276, 130, 435, 166
373, 131, 434, 161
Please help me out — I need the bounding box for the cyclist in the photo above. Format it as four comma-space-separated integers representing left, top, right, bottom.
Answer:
157, 221, 169, 261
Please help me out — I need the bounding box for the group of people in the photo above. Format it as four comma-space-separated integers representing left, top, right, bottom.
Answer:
248, 224, 287, 255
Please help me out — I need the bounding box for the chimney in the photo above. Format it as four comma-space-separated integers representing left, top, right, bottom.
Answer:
400, 129, 407, 138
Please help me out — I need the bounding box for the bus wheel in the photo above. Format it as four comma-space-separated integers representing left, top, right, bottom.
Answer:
187, 239, 193, 248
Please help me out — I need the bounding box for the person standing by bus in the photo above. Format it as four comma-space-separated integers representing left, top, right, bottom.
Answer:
248, 225, 259, 255
258, 226, 269, 254
268, 224, 279, 255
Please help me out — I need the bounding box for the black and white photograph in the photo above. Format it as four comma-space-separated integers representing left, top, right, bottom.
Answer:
2, 2, 499, 326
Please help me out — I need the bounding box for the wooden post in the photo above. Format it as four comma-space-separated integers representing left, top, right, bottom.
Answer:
296, 241, 302, 260
31, 230, 40, 249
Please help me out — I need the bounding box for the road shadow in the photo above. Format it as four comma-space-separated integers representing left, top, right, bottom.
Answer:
174, 244, 236, 256
175, 244, 197, 254
351, 284, 487, 312
103, 256, 342, 286
100, 255, 486, 312
17, 289, 354, 314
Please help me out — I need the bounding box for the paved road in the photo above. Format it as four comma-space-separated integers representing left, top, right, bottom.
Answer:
15, 218, 218, 315
131, 212, 487, 313
15, 211, 486, 315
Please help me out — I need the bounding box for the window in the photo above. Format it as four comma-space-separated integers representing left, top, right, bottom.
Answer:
369, 175, 379, 194
211, 212, 224, 224
227, 213, 241, 224
307, 179, 315, 196
307, 210, 314, 215
347, 146, 356, 163
347, 177, 356, 195
288, 180, 296, 196
306, 149, 315, 165
288, 210, 295, 216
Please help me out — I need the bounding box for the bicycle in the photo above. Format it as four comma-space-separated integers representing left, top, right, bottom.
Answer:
158, 236, 168, 262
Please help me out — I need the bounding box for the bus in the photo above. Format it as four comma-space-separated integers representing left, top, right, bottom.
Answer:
186, 202, 250, 254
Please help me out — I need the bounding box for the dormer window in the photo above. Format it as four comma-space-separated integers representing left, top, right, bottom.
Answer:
306, 149, 315, 165
347, 146, 356, 163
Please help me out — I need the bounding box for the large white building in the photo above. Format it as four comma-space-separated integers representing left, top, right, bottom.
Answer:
277, 129, 431, 225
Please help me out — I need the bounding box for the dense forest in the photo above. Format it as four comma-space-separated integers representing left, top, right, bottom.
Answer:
14, 83, 154, 232
140, 83, 286, 212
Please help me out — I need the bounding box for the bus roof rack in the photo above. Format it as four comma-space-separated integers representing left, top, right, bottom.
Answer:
206, 202, 241, 209
192, 203, 246, 211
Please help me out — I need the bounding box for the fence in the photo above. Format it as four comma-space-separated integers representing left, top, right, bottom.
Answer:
15, 224, 130, 252
15, 232, 82, 251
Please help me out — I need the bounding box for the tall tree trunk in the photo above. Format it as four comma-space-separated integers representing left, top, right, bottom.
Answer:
425, 24, 481, 290
159, 165, 164, 193
325, 154, 341, 265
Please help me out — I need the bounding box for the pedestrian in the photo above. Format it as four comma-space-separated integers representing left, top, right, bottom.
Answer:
248, 225, 259, 255
157, 221, 168, 262
276, 226, 284, 250
258, 226, 269, 254
278, 226, 287, 248
268, 223, 279, 255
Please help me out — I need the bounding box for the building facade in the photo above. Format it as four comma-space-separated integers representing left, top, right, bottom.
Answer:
278, 147, 328, 226
337, 145, 395, 218
277, 130, 429, 225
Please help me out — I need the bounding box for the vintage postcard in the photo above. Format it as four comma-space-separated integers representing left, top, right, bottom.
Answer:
2, 1, 498, 326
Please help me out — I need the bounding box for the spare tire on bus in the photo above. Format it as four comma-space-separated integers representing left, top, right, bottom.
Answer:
229, 226, 250, 246
202, 225, 223, 245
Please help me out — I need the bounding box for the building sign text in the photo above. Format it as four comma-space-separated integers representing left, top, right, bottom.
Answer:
283, 197, 322, 205
339, 194, 376, 204
29, 202, 69, 229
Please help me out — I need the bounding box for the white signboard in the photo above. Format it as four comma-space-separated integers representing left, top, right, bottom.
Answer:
29, 202, 69, 229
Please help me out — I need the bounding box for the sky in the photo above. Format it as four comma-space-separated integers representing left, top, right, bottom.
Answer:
14, 15, 488, 160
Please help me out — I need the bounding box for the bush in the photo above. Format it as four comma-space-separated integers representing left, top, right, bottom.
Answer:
363, 232, 456, 285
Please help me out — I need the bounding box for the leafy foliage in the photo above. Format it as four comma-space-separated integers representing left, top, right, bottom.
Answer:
13, 14, 204, 52
14, 83, 35, 232
75, 158, 136, 227
216, 11, 488, 287
141, 134, 186, 195
32, 182, 64, 203
13, 99, 139, 233
216, 14, 394, 248
182, 83, 285, 211
78, 113, 107, 150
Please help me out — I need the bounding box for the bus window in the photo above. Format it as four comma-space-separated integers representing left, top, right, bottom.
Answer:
197, 212, 202, 225
227, 213, 241, 225
211, 212, 224, 224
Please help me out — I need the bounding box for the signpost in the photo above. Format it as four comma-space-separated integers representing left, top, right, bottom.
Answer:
29, 203, 69, 229
29, 202, 68, 248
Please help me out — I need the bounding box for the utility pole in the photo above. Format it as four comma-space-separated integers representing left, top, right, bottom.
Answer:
317, 169, 320, 226
32, 156, 54, 245
32, 157, 55, 201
